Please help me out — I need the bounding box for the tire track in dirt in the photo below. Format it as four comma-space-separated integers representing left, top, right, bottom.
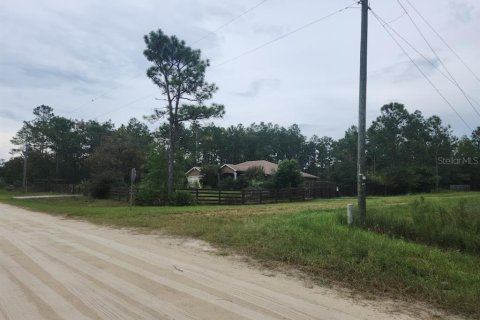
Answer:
1, 210, 357, 320
0, 230, 180, 320
0, 202, 447, 320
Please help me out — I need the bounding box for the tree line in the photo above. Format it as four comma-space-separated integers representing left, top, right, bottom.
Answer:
1, 29, 478, 198
1, 102, 479, 197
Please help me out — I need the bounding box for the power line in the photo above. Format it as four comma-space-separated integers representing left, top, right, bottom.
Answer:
93, 93, 156, 119
403, 0, 480, 85
63, 77, 141, 117
91, 2, 358, 120
380, 3, 480, 112
370, 9, 473, 131
192, 0, 268, 45
395, 0, 480, 119
212, 2, 359, 69
64, 1, 269, 119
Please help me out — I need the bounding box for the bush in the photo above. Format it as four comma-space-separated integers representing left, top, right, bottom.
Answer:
77, 180, 92, 196
170, 190, 194, 206
135, 186, 194, 206
200, 164, 220, 188
13, 180, 22, 190
273, 159, 304, 189
89, 173, 123, 199
135, 184, 164, 206
0, 177, 6, 189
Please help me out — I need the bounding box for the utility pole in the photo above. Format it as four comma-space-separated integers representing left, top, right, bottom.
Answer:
357, 0, 368, 225
22, 142, 29, 193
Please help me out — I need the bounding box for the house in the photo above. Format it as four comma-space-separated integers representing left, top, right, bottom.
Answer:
185, 166, 202, 188
185, 160, 319, 188
220, 160, 319, 181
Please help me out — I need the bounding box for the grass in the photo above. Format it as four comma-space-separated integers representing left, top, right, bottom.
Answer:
1, 190, 479, 317
358, 196, 480, 254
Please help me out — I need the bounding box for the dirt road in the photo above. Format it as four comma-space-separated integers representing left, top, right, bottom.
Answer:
0, 203, 447, 320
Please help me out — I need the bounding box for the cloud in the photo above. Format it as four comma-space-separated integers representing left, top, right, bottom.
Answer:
0, 109, 23, 122
251, 24, 287, 37
371, 57, 440, 83
448, 0, 477, 23
235, 78, 281, 97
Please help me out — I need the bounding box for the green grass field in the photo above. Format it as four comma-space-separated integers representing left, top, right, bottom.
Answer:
1, 190, 479, 317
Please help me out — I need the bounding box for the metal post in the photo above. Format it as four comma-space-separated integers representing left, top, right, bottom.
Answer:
357, 0, 368, 225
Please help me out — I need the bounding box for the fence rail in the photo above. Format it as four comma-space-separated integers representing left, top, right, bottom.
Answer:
182, 182, 337, 205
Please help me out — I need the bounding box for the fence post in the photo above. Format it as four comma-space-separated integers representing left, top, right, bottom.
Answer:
303, 188, 306, 201
196, 189, 199, 202
259, 190, 263, 204
218, 189, 222, 205
242, 190, 245, 204
347, 204, 353, 225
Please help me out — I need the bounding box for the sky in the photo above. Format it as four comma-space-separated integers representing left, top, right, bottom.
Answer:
1, 0, 479, 160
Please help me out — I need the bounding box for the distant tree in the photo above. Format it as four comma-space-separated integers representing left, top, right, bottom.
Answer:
1, 157, 24, 186
200, 164, 220, 189
86, 124, 151, 196
143, 29, 225, 194
10, 105, 55, 155
331, 126, 358, 186
472, 126, 480, 148
77, 120, 115, 156
273, 159, 303, 189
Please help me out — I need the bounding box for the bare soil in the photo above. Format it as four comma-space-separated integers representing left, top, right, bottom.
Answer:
0, 203, 462, 319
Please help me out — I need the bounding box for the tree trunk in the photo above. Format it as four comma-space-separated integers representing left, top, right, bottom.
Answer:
167, 120, 175, 195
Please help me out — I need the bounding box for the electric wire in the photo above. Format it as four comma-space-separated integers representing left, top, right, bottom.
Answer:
211, 2, 359, 69
64, 0, 269, 118
192, 0, 268, 45
93, 93, 156, 119
370, 9, 473, 131
403, 0, 480, 85
377, 8, 480, 110
395, 0, 480, 119
93, 2, 358, 120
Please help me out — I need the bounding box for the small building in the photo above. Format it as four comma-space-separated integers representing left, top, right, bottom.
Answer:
185, 167, 202, 188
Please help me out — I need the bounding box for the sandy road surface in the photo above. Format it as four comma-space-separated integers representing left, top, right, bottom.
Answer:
0, 203, 449, 320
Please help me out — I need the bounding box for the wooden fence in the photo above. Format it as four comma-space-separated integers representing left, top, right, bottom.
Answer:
108, 186, 137, 202
183, 182, 337, 205
100, 181, 337, 205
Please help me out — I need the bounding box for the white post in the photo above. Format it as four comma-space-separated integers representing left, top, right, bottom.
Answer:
347, 204, 353, 225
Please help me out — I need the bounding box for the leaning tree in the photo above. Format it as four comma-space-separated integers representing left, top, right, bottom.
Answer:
143, 29, 224, 194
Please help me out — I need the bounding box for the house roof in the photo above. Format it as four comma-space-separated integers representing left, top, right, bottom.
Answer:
221, 160, 277, 175
185, 166, 202, 175
220, 160, 319, 179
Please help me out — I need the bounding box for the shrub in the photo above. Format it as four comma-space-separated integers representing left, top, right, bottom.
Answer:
13, 180, 22, 190
350, 197, 480, 254
273, 159, 304, 189
135, 186, 194, 206
135, 183, 164, 206
89, 173, 122, 199
200, 164, 220, 188
170, 190, 194, 206
77, 180, 92, 196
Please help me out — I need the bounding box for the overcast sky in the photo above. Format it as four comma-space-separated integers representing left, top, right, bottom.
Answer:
1, 0, 479, 160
